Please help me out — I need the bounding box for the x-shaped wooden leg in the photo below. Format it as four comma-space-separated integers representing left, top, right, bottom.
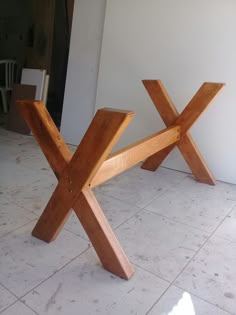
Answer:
17, 101, 135, 280
141, 80, 225, 185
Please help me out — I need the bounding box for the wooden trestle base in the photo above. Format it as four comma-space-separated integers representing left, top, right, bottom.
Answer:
17, 80, 225, 280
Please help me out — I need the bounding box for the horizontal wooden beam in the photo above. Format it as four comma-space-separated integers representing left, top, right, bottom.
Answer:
90, 125, 180, 188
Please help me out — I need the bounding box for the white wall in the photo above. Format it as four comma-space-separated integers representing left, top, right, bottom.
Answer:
60, 0, 106, 145
96, 0, 236, 184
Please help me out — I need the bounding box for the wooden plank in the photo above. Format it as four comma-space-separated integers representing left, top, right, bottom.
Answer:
141, 144, 176, 171
175, 82, 225, 136
90, 125, 180, 188
141, 80, 224, 185
142, 80, 178, 125
17, 101, 134, 279
75, 189, 134, 279
7, 84, 36, 134
141, 80, 179, 171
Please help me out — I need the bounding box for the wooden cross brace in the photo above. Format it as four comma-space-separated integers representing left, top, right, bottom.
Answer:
17, 80, 224, 280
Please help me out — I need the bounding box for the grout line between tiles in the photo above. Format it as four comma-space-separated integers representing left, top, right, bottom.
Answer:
213, 234, 236, 244
113, 208, 144, 230
0, 283, 19, 301
162, 164, 236, 190
19, 246, 91, 302
145, 201, 236, 315
96, 183, 178, 211
63, 227, 89, 242
23, 303, 40, 315
0, 300, 19, 315
2, 131, 236, 314
0, 219, 38, 240
143, 208, 212, 234
0, 299, 40, 315
131, 262, 171, 285
145, 284, 172, 315
63, 226, 93, 244
173, 284, 235, 315
142, 181, 189, 211
93, 191, 144, 210
63, 206, 143, 242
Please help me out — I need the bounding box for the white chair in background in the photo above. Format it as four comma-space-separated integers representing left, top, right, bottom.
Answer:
0, 59, 18, 113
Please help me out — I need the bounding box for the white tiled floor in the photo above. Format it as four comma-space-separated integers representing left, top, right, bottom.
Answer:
1, 127, 236, 315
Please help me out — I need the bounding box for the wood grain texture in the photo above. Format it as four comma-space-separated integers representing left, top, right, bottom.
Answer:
75, 189, 134, 279
31, 107, 134, 242
17, 101, 134, 279
90, 125, 180, 188
175, 82, 225, 136
141, 80, 225, 185
142, 80, 178, 125
17, 80, 224, 280
141, 144, 176, 171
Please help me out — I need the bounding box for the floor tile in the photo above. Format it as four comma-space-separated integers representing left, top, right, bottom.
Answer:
65, 192, 141, 240
2, 172, 57, 215
175, 236, 236, 314
0, 284, 17, 313
0, 141, 23, 161
95, 165, 187, 208
170, 176, 236, 201
215, 206, 236, 243
0, 197, 37, 238
19, 144, 77, 175
145, 179, 236, 232
23, 248, 169, 315
115, 210, 208, 282
148, 285, 230, 315
0, 138, 54, 176
1, 301, 37, 315
19, 154, 54, 176
0, 129, 30, 143
1, 126, 236, 315
0, 136, 37, 156
0, 160, 34, 194
0, 160, 53, 197
0, 221, 90, 297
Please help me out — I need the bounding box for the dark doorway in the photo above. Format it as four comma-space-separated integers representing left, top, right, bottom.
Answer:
47, 0, 75, 127
0, 0, 75, 128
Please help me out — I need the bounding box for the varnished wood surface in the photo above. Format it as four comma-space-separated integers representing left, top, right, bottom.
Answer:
141, 80, 224, 184
90, 125, 180, 188
75, 190, 134, 279
17, 100, 134, 279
